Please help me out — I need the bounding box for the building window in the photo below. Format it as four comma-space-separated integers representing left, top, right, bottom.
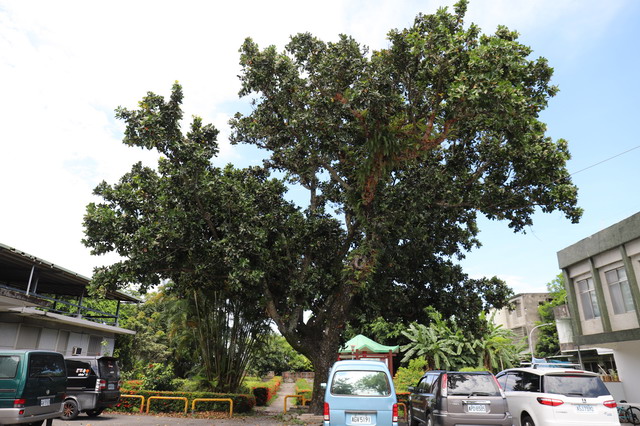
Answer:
605, 267, 635, 315
577, 278, 600, 320
511, 300, 522, 318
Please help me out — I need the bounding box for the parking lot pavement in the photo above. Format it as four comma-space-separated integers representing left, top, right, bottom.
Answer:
53, 413, 405, 425
52, 413, 319, 425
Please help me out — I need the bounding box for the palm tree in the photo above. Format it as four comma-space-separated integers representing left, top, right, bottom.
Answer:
401, 308, 461, 369
471, 312, 526, 372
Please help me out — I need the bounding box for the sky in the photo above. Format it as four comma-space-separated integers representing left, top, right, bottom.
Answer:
1, 0, 639, 295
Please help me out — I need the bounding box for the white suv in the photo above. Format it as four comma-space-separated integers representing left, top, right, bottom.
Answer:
495, 366, 619, 426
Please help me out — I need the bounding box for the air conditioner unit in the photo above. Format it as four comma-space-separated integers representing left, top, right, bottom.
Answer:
72, 347, 82, 355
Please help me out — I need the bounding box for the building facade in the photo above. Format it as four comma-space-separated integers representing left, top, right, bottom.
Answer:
557, 212, 640, 402
0, 243, 136, 356
492, 292, 551, 351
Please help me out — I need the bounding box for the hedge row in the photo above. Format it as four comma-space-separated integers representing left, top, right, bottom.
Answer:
111, 389, 256, 414
249, 376, 282, 406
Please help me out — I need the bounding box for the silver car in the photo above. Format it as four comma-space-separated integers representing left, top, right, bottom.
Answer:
408, 370, 513, 426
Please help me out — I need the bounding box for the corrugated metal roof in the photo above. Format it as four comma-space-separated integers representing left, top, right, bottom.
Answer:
0, 242, 139, 303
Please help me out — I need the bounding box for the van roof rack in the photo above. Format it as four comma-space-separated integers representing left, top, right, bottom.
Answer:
531, 362, 581, 369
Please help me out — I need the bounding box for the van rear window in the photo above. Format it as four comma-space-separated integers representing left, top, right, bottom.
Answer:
28, 354, 65, 378
0, 356, 20, 379
98, 358, 120, 379
331, 370, 391, 396
447, 373, 501, 396
543, 374, 611, 398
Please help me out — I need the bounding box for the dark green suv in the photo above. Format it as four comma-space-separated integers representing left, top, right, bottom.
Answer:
0, 350, 67, 426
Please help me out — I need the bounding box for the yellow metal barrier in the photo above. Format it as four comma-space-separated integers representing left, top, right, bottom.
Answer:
294, 388, 312, 406
284, 394, 311, 413
191, 398, 234, 417
119, 394, 145, 413
397, 402, 408, 421
146, 396, 188, 414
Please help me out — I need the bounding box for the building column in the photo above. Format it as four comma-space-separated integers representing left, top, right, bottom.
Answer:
589, 257, 612, 333
620, 245, 640, 325
563, 268, 583, 338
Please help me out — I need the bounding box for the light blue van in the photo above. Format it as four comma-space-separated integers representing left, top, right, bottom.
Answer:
322, 360, 398, 426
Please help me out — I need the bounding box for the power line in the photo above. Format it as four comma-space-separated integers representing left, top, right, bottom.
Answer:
568, 144, 640, 177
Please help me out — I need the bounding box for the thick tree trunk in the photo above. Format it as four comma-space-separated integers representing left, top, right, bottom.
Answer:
307, 339, 339, 415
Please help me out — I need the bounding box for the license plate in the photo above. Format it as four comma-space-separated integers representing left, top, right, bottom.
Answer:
40, 398, 50, 407
467, 404, 487, 413
577, 405, 594, 412
108, 383, 115, 390
350, 414, 372, 424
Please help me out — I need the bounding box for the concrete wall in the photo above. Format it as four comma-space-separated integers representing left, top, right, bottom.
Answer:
0, 314, 116, 357
606, 340, 640, 403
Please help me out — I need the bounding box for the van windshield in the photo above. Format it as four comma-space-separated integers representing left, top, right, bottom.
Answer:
0, 356, 20, 379
543, 374, 611, 398
98, 358, 120, 380
331, 370, 390, 396
28, 354, 65, 378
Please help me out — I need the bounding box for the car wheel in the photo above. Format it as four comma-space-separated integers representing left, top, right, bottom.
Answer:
62, 399, 80, 420
86, 408, 104, 417
522, 414, 535, 426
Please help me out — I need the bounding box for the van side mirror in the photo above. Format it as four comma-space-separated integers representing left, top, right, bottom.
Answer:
321, 383, 327, 390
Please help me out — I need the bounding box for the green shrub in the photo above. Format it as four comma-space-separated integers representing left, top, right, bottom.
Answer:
393, 357, 428, 392
142, 363, 176, 391
247, 376, 281, 406
459, 366, 487, 372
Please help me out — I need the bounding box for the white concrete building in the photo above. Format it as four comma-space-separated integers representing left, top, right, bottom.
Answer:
492, 292, 551, 352
557, 212, 640, 403
0, 243, 136, 355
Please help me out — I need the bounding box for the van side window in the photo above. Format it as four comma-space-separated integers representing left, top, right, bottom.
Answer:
0, 355, 20, 379
66, 360, 96, 377
28, 354, 65, 378
508, 372, 540, 392
418, 375, 434, 393
503, 373, 518, 392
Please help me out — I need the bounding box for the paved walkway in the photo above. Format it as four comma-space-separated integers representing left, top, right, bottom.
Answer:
257, 380, 323, 424
262, 381, 297, 414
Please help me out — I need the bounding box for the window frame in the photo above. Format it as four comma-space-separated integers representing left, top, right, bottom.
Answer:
604, 266, 635, 315
576, 277, 601, 320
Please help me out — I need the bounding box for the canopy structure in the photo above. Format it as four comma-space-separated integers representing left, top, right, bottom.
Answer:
338, 334, 399, 374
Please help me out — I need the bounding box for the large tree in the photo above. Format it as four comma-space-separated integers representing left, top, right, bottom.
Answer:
230, 0, 579, 410
83, 1, 581, 413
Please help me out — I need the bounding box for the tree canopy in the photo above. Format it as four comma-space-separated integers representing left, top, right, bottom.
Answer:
83, 0, 581, 412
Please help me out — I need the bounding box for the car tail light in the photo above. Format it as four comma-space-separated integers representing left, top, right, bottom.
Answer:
537, 397, 564, 407
324, 402, 330, 421
13, 398, 25, 408
603, 400, 617, 408
441, 373, 448, 397
392, 403, 399, 422
96, 379, 106, 391
491, 374, 506, 397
